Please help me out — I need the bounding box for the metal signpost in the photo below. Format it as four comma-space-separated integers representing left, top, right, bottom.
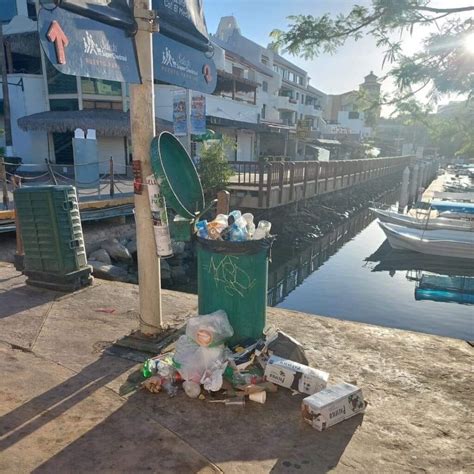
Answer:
37, 0, 216, 338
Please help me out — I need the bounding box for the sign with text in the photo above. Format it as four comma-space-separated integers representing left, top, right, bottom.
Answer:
173, 89, 187, 136
153, 34, 216, 94
152, 0, 209, 50
38, 6, 140, 83
191, 94, 206, 135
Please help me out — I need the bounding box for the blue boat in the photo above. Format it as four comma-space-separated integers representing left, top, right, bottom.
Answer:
430, 201, 474, 215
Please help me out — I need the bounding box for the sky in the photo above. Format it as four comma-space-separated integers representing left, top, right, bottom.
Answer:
203, 0, 472, 110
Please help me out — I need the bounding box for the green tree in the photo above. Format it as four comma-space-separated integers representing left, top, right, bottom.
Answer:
196, 138, 235, 200
271, 1, 474, 107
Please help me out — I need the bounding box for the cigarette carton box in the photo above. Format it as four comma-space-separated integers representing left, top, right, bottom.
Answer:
264, 355, 329, 395
302, 382, 365, 431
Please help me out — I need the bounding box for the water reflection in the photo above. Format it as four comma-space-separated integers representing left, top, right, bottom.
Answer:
268, 209, 374, 306
366, 242, 474, 306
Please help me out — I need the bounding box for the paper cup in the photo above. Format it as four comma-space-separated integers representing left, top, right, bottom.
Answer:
249, 390, 266, 404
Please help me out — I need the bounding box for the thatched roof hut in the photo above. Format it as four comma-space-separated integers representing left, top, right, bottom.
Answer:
17, 110, 173, 136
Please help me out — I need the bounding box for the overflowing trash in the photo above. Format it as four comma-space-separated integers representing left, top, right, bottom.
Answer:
141, 310, 366, 430
195, 210, 271, 242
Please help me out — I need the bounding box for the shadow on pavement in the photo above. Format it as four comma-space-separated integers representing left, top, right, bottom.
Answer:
32, 364, 362, 473
0, 284, 58, 320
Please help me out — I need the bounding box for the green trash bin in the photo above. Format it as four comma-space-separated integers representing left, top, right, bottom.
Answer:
151, 131, 274, 345
197, 238, 273, 346
14, 185, 92, 291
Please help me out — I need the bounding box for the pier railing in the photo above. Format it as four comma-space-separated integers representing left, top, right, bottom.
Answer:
229, 155, 413, 208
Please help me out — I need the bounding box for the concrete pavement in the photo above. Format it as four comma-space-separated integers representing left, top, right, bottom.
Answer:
0, 262, 472, 473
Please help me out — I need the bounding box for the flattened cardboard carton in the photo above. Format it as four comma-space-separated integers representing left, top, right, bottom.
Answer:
263, 355, 329, 395
302, 382, 365, 431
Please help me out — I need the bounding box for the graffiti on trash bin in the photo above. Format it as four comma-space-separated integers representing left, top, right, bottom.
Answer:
207, 255, 256, 297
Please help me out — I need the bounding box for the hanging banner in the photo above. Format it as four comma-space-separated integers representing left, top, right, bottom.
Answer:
173, 89, 187, 136
191, 94, 206, 135
145, 174, 173, 258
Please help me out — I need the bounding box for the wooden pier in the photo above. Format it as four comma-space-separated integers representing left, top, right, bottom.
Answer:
228, 155, 414, 209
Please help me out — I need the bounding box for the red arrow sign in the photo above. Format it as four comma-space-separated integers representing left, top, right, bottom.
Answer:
47, 20, 69, 65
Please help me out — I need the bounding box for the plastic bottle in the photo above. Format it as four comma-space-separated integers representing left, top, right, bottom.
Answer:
229, 210, 242, 221
252, 220, 271, 240
230, 216, 249, 241
195, 220, 209, 239
242, 213, 255, 238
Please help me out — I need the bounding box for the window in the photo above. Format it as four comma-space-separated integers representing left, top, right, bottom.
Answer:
298, 76, 304, 85
49, 99, 79, 111
289, 72, 296, 82
83, 100, 123, 110
10, 52, 41, 74
46, 62, 77, 94
261, 104, 266, 119
261, 55, 269, 65
26, 0, 37, 20
81, 78, 122, 96
301, 94, 304, 104
348, 111, 360, 119
262, 81, 268, 92
296, 92, 299, 100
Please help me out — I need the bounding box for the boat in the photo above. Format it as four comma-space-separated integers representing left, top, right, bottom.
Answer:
370, 207, 473, 232
430, 200, 474, 215
378, 221, 474, 260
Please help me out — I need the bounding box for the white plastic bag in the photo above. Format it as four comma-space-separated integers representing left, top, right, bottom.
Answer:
173, 335, 226, 383
186, 310, 234, 347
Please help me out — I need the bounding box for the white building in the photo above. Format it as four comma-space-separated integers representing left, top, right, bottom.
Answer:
212, 16, 326, 159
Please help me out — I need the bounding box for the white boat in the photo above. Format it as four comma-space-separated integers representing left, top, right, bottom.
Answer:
371, 208, 473, 232
378, 221, 474, 260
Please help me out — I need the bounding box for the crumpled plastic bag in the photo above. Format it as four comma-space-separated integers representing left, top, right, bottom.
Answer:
173, 335, 227, 383
186, 310, 234, 347
200, 359, 228, 392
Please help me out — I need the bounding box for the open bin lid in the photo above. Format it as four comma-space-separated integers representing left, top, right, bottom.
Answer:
150, 131, 205, 219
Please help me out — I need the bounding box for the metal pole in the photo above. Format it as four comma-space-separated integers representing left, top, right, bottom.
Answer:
0, 157, 9, 210
130, 0, 162, 335
12, 175, 24, 269
186, 88, 192, 154
398, 166, 410, 214
0, 25, 13, 157
45, 158, 58, 185
109, 156, 114, 198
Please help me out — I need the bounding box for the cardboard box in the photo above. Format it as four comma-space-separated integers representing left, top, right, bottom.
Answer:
263, 355, 329, 395
302, 383, 366, 431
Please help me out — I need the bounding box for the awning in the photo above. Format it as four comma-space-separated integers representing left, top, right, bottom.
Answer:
17, 110, 172, 136
315, 138, 341, 145
207, 115, 266, 131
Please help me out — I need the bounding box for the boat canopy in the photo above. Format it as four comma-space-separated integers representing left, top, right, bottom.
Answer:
430, 200, 474, 214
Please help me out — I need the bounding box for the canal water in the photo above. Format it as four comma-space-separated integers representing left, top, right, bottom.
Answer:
268, 209, 474, 341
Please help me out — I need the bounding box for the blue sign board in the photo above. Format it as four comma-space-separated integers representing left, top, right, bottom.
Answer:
153, 34, 217, 94
38, 6, 141, 84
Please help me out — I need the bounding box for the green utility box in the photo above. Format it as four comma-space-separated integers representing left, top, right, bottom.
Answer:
14, 185, 92, 291
151, 132, 274, 345
197, 238, 272, 345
